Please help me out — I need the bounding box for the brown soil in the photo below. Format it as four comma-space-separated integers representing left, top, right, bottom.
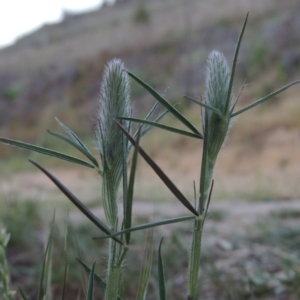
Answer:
1, 166, 300, 237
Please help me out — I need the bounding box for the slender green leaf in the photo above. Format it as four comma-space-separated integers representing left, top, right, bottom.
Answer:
193, 180, 197, 209
77, 259, 106, 292
44, 226, 53, 300
48, 129, 99, 168
199, 113, 209, 214
87, 262, 96, 300
55, 117, 87, 149
184, 95, 223, 118
19, 288, 29, 300
136, 230, 154, 300
231, 80, 300, 117
122, 123, 128, 220
225, 13, 248, 113
230, 80, 247, 115
158, 238, 166, 300
204, 180, 214, 222
77, 259, 124, 300
63, 211, 69, 261
135, 109, 169, 141
138, 101, 161, 133
132, 101, 164, 141
124, 128, 140, 245
61, 216, 69, 297
45, 213, 56, 300
61, 263, 69, 300
93, 216, 194, 240
74, 234, 88, 297
117, 247, 129, 268
127, 71, 202, 137
29, 160, 123, 245
0, 137, 94, 168
55, 118, 99, 167
115, 121, 199, 216
120, 117, 202, 139
37, 218, 55, 300
144, 101, 160, 120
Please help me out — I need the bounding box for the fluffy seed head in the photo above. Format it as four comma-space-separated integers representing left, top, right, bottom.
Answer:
203, 51, 233, 160
95, 59, 131, 170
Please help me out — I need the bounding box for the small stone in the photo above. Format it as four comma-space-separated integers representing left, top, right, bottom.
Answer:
216, 239, 233, 251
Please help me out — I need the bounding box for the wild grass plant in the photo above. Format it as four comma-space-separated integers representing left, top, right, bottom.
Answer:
0, 14, 300, 300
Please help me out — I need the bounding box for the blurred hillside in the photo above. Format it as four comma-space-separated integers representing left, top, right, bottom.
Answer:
0, 0, 299, 140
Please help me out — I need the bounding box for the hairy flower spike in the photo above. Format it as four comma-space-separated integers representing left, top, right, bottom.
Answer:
96, 58, 131, 170
94, 59, 132, 300
95, 58, 131, 230
203, 51, 233, 160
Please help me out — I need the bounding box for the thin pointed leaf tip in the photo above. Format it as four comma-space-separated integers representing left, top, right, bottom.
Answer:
203, 51, 233, 160
95, 59, 131, 170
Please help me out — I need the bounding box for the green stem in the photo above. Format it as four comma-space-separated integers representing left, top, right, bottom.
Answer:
201, 158, 215, 212
187, 218, 203, 300
102, 170, 123, 300
105, 239, 122, 300
187, 157, 215, 299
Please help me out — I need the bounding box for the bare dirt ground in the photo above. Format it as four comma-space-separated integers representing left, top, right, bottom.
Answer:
1, 166, 300, 236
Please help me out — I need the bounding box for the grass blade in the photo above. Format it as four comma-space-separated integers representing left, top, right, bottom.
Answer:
143, 101, 161, 123
204, 180, 214, 222
55, 117, 87, 149
29, 160, 123, 245
77, 259, 106, 292
122, 123, 129, 222
44, 222, 53, 300
225, 13, 248, 113
93, 216, 195, 240
158, 238, 166, 300
77, 259, 124, 300
19, 288, 29, 300
74, 235, 88, 297
37, 217, 55, 300
136, 230, 154, 300
199, 113, 209, 214
132, 101, 164, 140
0, 137, 95, 168
77, 259, 106, 293
124, 128, 140, 245
144, 101, 160, 120
120, 117, 202, 139
115, 121, 199, 216
48, 129, 99, 168
231, 80, 300, 117
60, 263, 69, 300
135, 109, 169, 141
86, 262, 96, 300
54, 118, 99, 168
229, 80, 247, 115
184, 95, 223, 118
127, 71, 202, 137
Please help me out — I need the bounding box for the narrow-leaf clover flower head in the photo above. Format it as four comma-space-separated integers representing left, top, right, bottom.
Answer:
95, 59, 131, 171
203, 50, 233, 161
